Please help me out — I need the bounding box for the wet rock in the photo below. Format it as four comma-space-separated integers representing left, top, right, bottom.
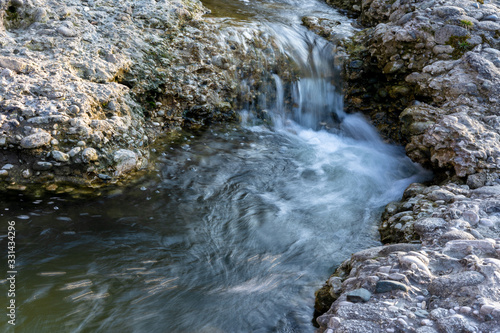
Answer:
375, 280, 409, 293
113, 149, 138, 175
346, 288, 372, 303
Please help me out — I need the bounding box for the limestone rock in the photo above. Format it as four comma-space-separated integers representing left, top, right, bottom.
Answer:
20, 131, 52, 148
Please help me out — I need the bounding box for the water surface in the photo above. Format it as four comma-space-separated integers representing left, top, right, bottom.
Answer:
1, 1, 431, 332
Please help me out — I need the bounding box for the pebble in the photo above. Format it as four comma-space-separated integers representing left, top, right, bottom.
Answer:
33, 161, 53, 171
480, 304, 495, 315
20, 131, 52, 148
415, 309, 429, 318
22, 169, 31, 178
82, 148, 98, 162
56, 26, 78, 37
421, 319, 433, 326
2, 164, 14, 170
346, 288, 372, 303
51, 150, 69, 162
483, 14, 499, 22
397, 318, 408, 326
460, 306, 472, 314
388, 273, 406, 281
0, 170, 8, 177
376, 280, 410, 293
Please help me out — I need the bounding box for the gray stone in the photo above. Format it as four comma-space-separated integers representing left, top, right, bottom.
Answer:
437, 315, 477, 333
0, 57, 29, 73
82, 148, 98, 162
346, 288, 372, 303
0, 170, 9, 177
56, 26, 78, 38
2, 164, 14, 170
427, 189, 454, 202
483, 15, 499, 22
416, 327, 439, 333
388, 273, 406, 281
51, 150, 69, 162
467, 173, 487, 189
477, 21, 500, 31
434, 25, 469, 44
33, 161, 53, 171
414, 217, 447, 233
432, 45, 454, 55
68, 147, 82, 157
113, 149, 138, 175
428, 271, 485, 296
415, 309, 429, 318
20, 132, 52, 149
433, 6, 466, 18
375, 280, 410, 293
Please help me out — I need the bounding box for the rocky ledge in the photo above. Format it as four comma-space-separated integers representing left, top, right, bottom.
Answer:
313, 0, 500, 332
0, 0, 286, 195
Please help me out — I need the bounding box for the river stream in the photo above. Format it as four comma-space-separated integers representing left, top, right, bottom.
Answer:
1, 0, 430, 332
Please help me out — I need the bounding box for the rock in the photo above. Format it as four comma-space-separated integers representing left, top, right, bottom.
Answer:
434, 25, 469, 44
428, 271, 485, 296
51, 150, 69, 162
467, 173, 487, 189
0, 57, 29, 73
437, 315, 477, 333
440, 229, 476, 242
414, 217, 447, 234
56, 26, 78, 38
22, 169, 31, 178
433, 6, 466, 18
113, 149, 138, 175
388, 273, 406, 281
0, 170, 8, 177
346, 288, 372, 303
483, 15, 499, 22
33, 161, 53, 171
82, 148, 98, 162
2, 164, 14, 170
68, 147, 82, 157
477, 21, 500, 31
480, 304, 496, 315
375, 280, 409, 293
383, 60, 404, 74
20, 131, 52, 149
415, 309, 429, 318
432, 45, 454, 55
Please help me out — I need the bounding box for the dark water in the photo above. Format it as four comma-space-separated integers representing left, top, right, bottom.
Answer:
1, 1, 431, 332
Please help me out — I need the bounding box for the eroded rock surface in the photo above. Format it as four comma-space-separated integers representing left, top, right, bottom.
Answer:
313, 0, 500, 332
0, 0, 286, 193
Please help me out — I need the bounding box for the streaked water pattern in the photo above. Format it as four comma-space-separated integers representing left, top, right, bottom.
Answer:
0, 0, 431, 332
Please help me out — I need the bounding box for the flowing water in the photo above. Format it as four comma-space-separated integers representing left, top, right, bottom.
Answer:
1, 1, 431, 332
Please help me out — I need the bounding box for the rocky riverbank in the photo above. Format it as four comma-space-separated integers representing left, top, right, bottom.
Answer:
313, 0, 500, 332
0, 0, 289, 195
